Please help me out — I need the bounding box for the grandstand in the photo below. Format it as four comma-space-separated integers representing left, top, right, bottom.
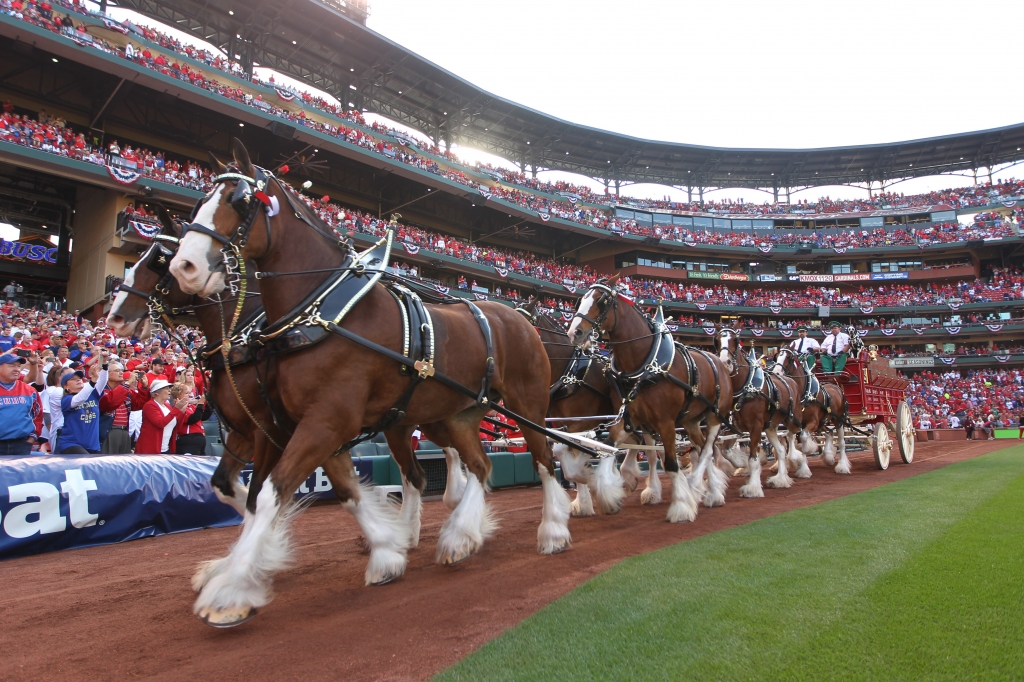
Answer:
3, 0, 1024, 429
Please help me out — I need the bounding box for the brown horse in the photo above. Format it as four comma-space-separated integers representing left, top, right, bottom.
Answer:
567, 275, 733, 522
714, 328, 805, 497
168, 139, 564, 627
520, 300, 629, 516
106, 223, 279, 519
772, 348, 852, 474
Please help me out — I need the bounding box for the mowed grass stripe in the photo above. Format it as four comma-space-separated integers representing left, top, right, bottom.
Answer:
437, 447, 1024, 681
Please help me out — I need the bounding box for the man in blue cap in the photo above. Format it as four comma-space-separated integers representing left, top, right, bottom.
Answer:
0, 352, 44, 454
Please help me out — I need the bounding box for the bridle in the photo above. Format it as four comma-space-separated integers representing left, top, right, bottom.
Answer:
716, 328, 742, 376
572, 283, 620, 339
115, 235, 183, 324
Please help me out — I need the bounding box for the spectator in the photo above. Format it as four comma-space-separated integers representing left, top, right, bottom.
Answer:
135, 379, 187, 454
98, 361, 145, 454
171, 383, 212, 455
55, 364, 108, 455
0, 352, 43, 454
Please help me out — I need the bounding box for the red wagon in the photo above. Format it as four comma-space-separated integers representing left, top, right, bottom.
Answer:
815, 351, 915, 469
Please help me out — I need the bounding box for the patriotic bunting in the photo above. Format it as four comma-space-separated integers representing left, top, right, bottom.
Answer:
751, 329, 764, 337
479, 189, 492, 201
666, 324, 678, 332
995, 355, 1011, 363
1002, 200, 1018, 208
703, 327, 716, 335
860, 306, 874, 314
129, 220, 161, 240
939, 357, 957, 365
275, 88, 295, 102
986, 324, 1004, 333
473, 293, 488, 301
770, 305, 782, 315
494, 267, 508, 278
881, 328, 896, 336
561, 311, 574, 321
433, 284, 450, 295
834, 247, 848, 254
779, 330, 793, 338
402, 243, 420, 255
858, 329, 869, 337
539, 212, 550, 222
106, 165, 140, 185
758, 244, 773, 253
946, 327, 961, 335
684, 240, 698, 247
696, 303, 707, 311
947, 302, 961, 311
913, 327, 926, 335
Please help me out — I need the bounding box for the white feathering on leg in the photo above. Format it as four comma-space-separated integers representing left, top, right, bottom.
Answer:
666, 470, 699, 523
571, 482, 596, 517
436, 474, 495, 565
592, 454, 626, 514
442, 448, 467, 510
347, 483, 411, 585
398, 475, 422, 548
640, 453, 663, 505
537, 464, 572, 554
619, 448, 641, 492
739, 456, 765, 498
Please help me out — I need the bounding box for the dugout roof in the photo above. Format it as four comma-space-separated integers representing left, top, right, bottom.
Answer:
118, 0, 1024, 190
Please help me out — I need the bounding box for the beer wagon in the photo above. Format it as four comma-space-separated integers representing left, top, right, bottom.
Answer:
816, 352, 915, 469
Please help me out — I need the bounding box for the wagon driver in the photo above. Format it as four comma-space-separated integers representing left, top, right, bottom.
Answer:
820, 320, 851, 373
787, 325, 820, 371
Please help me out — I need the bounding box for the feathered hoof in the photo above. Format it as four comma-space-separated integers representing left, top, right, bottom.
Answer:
666, 501, 698, 523
794, 463, 812, 479
197, 605, 258, 629
191, 557, 227, 593
570, 501, 596, 517
639, 488, 662, 505
739, 483, 765, 498
766, 474, 793, 489
537, 526, 571, 555
620, 473, 639, 493
365, 549, 407, 585
703, 491, 726, 508
835, 462, 852, 475
437, 547, 477, 566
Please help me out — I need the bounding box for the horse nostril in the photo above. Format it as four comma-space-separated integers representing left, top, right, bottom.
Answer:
108, 315, 124, 326
178, 259, 196, 275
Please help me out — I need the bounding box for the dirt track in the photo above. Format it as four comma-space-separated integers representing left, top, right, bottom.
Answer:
0, 440, 1007, 681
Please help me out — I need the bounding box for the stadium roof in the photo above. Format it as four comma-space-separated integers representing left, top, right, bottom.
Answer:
118, 0, 1024, 191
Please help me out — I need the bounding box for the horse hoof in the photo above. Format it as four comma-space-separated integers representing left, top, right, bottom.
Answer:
739, 485, 764, 499
639, 490, 662, 505
570, 508, 595, 518
766, 476, 792, 489
439, 550, 474, 567
540, 540, 570, 555
198, 606, 258, 629
369, 572, 401, 586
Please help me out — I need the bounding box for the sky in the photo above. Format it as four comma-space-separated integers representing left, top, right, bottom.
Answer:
89, 0, 1024, 203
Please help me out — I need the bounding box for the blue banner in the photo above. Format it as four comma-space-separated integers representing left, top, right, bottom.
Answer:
0, 455, 242, 560
0, 455, 384, 560
870, 271, 910, 280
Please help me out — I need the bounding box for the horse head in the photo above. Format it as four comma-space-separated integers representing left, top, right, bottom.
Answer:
170, 138, 280, 297
567, 274, 622, 347
106, 206, 183, 339
715, 326, 740, 373
772, 347, 796, 378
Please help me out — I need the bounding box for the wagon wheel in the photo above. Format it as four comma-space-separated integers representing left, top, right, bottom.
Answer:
895, 400, 915, 464
872, 422, 891, 470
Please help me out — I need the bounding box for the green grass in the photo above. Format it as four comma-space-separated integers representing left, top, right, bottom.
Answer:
437, 447, 1024, 681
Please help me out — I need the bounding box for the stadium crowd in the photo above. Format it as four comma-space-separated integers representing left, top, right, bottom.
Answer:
905, 369, 1024, 434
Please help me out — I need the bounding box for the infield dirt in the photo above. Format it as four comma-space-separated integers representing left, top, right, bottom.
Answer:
0, 439, 1005, 681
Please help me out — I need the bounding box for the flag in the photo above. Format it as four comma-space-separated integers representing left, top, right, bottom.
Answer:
881, 328, 896, 336
946, 327, 961, 335
986, 324, 1004, 333
494, 267, 508, 279
666, 323, 678, 332
433, 284, 450, 295
913, 327, 926, 335
858, 329, 869, 337
995, 355, 1011, 363
107, 165, 140, 185
770, 305, 781, 315
130, 220, 161, 240
275, 88, 295, 102
751, 329, 764, 337
939, 357, 956, 365
539, 212, 550, 222
779, 329, 793, 338
860, 306, 874, 314
947, 302, 961, 311
402, 243, 420, 255
561, 311, 574, 321
703, 327, 716, 335
758, 244, 773, 253
696, 302, 707, 311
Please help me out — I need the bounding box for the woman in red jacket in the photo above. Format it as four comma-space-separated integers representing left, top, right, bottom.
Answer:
172, 382, 213, 455
135, 379, 187, 454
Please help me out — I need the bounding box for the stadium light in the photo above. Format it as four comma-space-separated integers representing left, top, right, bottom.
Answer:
238, 123, 244, 127
51, 58, 58, 62
292, 40, 297, 45
229, 10, 234, 14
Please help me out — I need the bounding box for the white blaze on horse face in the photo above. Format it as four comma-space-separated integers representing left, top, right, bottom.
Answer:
566, 290, 595, 343
717, 334, 732, 365
169, 185, 227, 296
106, 251, 145, 336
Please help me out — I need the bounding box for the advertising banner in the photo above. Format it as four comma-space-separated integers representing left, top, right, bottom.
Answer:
834, 273, 871, 282
799, 274, 834, 283
871, 272, 910, 280
890, 357, 935, 368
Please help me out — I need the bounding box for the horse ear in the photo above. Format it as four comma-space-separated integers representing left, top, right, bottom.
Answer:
606, 273, 620, 287
151, 204, 181, 238
525, 297, 539, 314
230, 137, 256, 177
208, 152, 227, 175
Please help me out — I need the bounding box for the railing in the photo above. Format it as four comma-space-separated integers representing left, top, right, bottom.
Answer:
105, 275, 123, 296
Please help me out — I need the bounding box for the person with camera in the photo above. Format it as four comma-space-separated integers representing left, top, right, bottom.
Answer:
135, 379, 188, 454
171, 382, 213, 455
55, 357, 108, 455
0, 351, 43, 455
98, 361, 147, 454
